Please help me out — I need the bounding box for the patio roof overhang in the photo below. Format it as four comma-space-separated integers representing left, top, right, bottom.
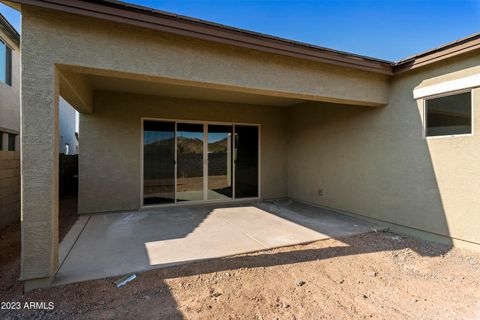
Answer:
5, 0, 394, 74
4, 0, 480, 76
56, 65, 310, 114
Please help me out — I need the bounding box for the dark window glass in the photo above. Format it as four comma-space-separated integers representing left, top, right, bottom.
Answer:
426, 92, 471, 137
234, 125, 259, 198
5, 46, 11, 86
0, 131, 3, 150
0, 40, 11, 86
7, 133, 15, 151
143, 121, 175, 205
0, 40, 5, 84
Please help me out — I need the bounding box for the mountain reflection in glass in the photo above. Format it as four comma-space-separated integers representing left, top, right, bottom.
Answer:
176, 123, 204, 201
143, 121, 175, 205
208, 125, 233, 199
144, 121, 259, 205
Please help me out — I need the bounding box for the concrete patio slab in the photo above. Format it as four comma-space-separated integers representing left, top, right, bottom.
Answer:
53, 199, 381, 286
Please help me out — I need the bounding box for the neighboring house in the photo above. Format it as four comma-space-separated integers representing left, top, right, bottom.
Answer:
1, 15, 77, 157
0, 13, 19, 150
59, 96, 78, 155
2, 0, 480, 289
0, 13, 20, 230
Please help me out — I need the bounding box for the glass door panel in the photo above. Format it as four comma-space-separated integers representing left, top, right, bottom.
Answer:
207, 125, 233, 200
176, 123, 204, 201
234, 125, 259, 198
143, 121, 175, 205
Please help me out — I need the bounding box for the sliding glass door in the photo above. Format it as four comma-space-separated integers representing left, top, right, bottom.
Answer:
143, 121, 175, 205
234, 125, 259, 198
208, 125, 233, 200
143, 120, 259, 205
176, 123, 204, 202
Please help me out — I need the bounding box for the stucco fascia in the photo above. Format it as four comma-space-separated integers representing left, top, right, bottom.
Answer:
22, 5, 389, 108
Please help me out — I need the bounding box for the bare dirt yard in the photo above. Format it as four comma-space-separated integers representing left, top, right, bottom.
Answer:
1, 215, 480, 319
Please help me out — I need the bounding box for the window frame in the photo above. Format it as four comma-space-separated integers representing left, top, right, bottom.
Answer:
423, 89, 474, 139
7, 133, 16, 151
140, 117, 261, 208
0, 38, 12, 86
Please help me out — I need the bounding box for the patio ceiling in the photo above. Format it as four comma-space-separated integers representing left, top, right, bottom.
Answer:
58, 66, 311, 113
87, 74, 305, 107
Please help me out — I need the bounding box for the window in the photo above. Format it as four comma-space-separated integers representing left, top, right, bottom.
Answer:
0, 131, 3, 151
0, 39, 12, 86
8, 133, 16, 151
425, 91, 472, 137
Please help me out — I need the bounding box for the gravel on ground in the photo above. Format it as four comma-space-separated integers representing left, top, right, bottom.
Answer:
1, 208, 480, 320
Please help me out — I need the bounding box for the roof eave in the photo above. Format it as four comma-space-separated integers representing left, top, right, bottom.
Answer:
4, 0, 478, 76
8, 0, 393, 75
0, 13, 20, 46
393, 33, 480, 74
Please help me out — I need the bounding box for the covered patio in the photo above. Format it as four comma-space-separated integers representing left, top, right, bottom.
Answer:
16, 1, 391, 290
54, 199, 381, 286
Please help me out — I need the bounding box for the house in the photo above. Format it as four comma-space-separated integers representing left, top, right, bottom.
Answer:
59, 97, 78, 155
0, 14, 78, 157
0, 12, 20, 230
1, 0, 479, 289
0, 12, 19, 150
0, 12, 78, 230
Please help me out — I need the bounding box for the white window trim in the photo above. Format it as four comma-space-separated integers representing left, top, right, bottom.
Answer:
422, 89, 474, 139
413, 73, 480, 100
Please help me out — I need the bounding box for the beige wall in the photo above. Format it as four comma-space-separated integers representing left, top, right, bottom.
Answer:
0, 26, 20, 234
19, 4, 389, 282
23, 5, 389, 108
79, 92, 288, 214
0, 26, 20, 133
288, 52, 480, 247
17, 2, 480, 286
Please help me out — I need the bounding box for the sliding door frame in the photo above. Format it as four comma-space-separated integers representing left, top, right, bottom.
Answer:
141, 117, 261, 209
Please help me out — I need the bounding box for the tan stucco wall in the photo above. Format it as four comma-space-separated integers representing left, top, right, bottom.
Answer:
23, 5, 389, 107
18, 2, 480, 285
288, 52, 480, 247
19, 4, 389, 282
78, 92, 288, 214
0, 27, 20, 133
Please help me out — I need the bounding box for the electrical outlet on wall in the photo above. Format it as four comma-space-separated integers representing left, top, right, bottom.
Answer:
318, 188, 325, 197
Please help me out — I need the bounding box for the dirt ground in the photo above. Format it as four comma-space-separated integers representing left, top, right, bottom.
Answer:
1, 211, 480, 320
